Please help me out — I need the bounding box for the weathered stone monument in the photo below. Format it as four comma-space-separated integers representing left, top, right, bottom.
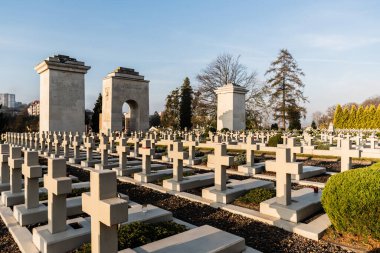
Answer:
101, 67, 149, 133
215, 83, 247, 131
35, 55, 91, 133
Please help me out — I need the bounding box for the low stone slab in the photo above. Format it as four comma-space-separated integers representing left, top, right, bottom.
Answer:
134, 168, 191, 183
163, 172, 214, 192
13, 196, 84, 226
202, 179, 274, 204
292, 166, 326, 180
114, 163, 166, 177
293, 213, 331, 241
238, 162, 265, 175
32, 217, 91, 253
126, 204, 172, 224
123, 225, 246, 253
260, 188, 322, 223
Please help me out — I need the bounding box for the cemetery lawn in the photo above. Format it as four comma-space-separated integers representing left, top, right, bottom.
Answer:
322, 227, 380, 252
0, 215, 21, 253
232, 188, 276, 211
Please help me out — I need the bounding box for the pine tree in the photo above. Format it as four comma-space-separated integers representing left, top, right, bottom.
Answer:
265, 49, 308, 129
91, 93, 102, 133
288, 105, 301, 130
333, 104, 343, 128
179, 77, 193, 129
311, 120, 317, 129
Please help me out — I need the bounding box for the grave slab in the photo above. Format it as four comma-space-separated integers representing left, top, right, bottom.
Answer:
238, 162, 265, 175
124, 225, 246, 253
291, 166, 326, 180
163, 172, 214, 192
260, 188, 322, 223
134, 168, 191, 183
202, 179, 274, 204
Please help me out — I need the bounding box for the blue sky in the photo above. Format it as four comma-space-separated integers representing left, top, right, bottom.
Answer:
0, 0, 379, 123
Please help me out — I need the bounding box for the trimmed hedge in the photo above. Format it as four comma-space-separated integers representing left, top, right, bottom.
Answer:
321, 163, 380, 239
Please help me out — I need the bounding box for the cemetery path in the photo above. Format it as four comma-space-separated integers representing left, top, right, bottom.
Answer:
67, 165, 350, 253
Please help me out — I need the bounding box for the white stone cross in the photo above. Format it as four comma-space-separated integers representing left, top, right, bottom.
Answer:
72, 134, 82, 161
168, 141, 188, 181
44, 157, 72, 234
0, 144, 10, 185
336, 138, 361, 172
84, 136, 94, 162
242, 137, 260, 167
140, 139, 154, 174
274, 148, 302, 206
82, 170, 128, 253
98, 135, 109, 168
8, 146, 23, 194
61, 133, 70, 159
208, 144, 233, 191
22, 151, 42, 209
116, 137, 130, 170
184, 134, 198, 166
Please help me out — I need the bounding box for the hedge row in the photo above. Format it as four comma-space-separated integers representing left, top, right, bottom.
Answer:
333, 104, 380, 129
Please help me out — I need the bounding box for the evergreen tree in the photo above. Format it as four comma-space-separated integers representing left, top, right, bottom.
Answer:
161, 88, 180, 129
179, 77, 193, 129
91, 93, 102, 133
341, 107, 350, 129
311, 120, 317, 129
356, 105, 365, 129
149, 111, 161, 127
368, 105, 377, 129
348, 105, 357, 129
265, 49, 308, 129
287, 105, 302, 130
333, 104, 343, 128
375, 105, 380, 129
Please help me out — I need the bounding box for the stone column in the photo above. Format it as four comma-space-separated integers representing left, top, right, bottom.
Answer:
35, 55, 91, 133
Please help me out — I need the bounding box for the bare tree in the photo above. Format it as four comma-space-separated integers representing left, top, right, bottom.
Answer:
195, 53, 268, 128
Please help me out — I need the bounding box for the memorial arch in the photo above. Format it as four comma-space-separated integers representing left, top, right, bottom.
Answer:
101, 67, 149, 133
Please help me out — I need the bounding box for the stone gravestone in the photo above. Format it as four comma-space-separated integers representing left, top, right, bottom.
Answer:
1, 146, 24, 206
210, 144, 233, 191
168, 141, 188, 182
0, 144, 10, 192
33, 157, 90, 253
82, 170, 128, 253
14, 151, 46, 226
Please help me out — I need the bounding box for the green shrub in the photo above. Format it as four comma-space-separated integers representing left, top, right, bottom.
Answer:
268, 134, 283, 147
321, 163, 380, 239
237, 188, 276, 204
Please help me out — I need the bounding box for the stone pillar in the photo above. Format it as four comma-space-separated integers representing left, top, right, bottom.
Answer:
22, 151, 42, 209
82, 170, 128, 253
35, 55, 91, 133
44, 158, 72, 234
215, 83, 247, 131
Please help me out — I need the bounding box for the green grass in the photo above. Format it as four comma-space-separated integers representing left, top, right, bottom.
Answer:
236, 188, 276, 205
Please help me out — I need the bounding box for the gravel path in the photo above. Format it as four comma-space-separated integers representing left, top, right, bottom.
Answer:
67, 165, 349, 253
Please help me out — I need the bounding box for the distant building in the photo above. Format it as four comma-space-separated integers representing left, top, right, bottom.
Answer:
0, 93, 15, 108
27, 100, 40, 116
